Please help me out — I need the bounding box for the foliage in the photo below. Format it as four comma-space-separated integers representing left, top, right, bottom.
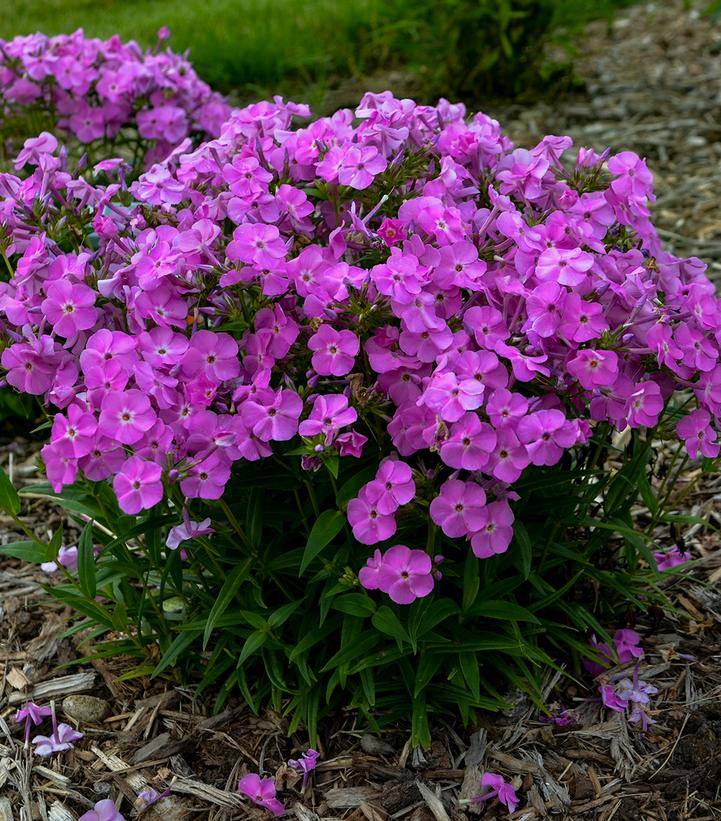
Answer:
2, 1, 635, 105
0, 92, 718, 744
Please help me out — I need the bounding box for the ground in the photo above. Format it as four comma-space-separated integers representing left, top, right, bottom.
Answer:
2, 2, 721, 819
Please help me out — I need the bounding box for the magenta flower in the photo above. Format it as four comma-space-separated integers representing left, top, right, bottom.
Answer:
613, 629, 644, 665
1, 338, 56, 395
429, 479, 487, 539
288, 748, 319, 788
182, 331, 240, 382
32, 722, 84, 756
78, 800, 125, 821
238, 774, 285, 817
440, 414, 496, 470
469, 500, 515, 559
308, 325, 359, 376
41, 280, 98, 339
677, 408, 720, 459
517, 409, 577, 467
347, 488, 397, 545
167, 509, 214, 550
567, 349, 619, 389
15, 701, 52, 744
240, 389, 303, 442
113, 457, 164, 515
50, 403, 97, 458
298, 394, 357, 442
99, 390, 156, 445
600, 684, 626, 712
338, 146, 387, 189
363, 545, 435, 605
476, 772, 519, 814
362, 458, 416, 515
653, 546, 691, 571
40, 545, 79, 574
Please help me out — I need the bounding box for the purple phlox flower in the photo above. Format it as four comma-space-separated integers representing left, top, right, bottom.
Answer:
166, 508, 214, 550
613, 629, 644, 665
583, 634, 614, 676
475, 772, 519, 814
78, 799, 125, 821
15, 701, 52, 744
288, 748, 320, 788
40, 544, 78, 574
539, 703, 577, 726
32, 722, 84, 756
238, 773, 285, 817
136, 787, 171, 810
653, 546, 691, 571
359, 544, 435, 605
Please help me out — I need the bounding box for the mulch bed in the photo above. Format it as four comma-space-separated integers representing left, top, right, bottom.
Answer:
3, 2, 721, 818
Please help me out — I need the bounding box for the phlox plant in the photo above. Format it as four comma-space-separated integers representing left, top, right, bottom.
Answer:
0, 30, 230, 171
0, 90, 717, 745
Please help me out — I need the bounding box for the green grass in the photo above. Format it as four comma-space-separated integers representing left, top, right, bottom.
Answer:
3, 0, 390, 101
2, 0, 640, 107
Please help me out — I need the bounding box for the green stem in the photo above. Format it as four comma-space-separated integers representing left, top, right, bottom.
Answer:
218, 499, 250, 548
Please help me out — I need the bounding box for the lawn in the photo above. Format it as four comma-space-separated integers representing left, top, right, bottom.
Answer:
3, 0, 636, 105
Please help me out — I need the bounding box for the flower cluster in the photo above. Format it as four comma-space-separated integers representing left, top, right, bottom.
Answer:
238, 748, 319, 816
0, 29, 230, 168
15, 700, 84, 756
584, 628, 644, 676
1, 89, 719, 607
601, 667, 658, 731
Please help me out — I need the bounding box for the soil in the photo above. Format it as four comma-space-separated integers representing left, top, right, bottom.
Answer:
3, 2, 721, 819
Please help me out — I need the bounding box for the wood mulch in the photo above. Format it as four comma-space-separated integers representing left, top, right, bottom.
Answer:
3, 2, 721, 818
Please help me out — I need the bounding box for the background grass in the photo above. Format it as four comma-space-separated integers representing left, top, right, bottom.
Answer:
3, 0, 638, 107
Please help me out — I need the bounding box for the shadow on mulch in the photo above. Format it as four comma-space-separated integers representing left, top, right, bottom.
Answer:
3, 545, 721, 820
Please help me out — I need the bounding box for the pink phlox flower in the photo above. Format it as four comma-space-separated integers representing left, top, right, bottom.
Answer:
32, 722, 84, 756
567, 349, 619, 389
362, 457, 416, 514
308, 325, 359, 376
613, 629, 644, 665
99, 389, 157, 445
439, 413, 496, 471
166, 509, 214, 550
347, 487, 397, 545
41, 279, 98, 339
15, 701, 52, 744
429, 479, 487, 539
113, 457, 164, 515
653, 546, 691, 571
476, 772, 519, 814
360, 544, 435, 605
288, 748, 319, 788
583, 634, 614, 676
238, 773, 285, 817
78, 799, 126, 821
469, 500, 515, 559
298, 394, 357, 443
40, 545, 79, 574
677, 408, 720, 459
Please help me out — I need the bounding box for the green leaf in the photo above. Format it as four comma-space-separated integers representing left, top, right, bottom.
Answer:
459, 652, 481, 700
470, 599, 540, 624
0, 466, 20, 516
513, 520, 533, 579
77, 522, 96, 599
332, 593, 376, 617
239, 629, 269, 664
203, 559, 253, 649
152, 630, 202, 678
371, 606, 410, 645
462, 551, 480, 612
320, 632, 379, 673
0, 540, 47, 562
299, 509, 345, 575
